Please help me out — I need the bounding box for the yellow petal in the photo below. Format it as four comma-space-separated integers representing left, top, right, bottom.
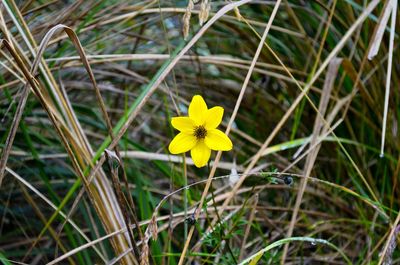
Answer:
205, 129, 232, 151
169, 133, 197, 154
171, 117, 195, 133
190, 141, 211, 167
188, 95, 208, 125
204, 106, 224, 129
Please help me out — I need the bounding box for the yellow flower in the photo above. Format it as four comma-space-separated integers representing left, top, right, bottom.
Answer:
169, 95, 233, 168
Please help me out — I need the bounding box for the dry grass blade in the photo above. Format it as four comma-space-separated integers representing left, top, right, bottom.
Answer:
61, 22, 144, 254
0, 3, 34, 188
379, 215, 400, 265
41, 24, 144, 250
282, 58, 341, 263
0, 51, 31, 187
105, 149, 140, 259
367, 0, 394, 60
380, 0, 397, 156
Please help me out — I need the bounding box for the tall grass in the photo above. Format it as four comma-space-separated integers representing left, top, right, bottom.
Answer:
0, 0, 399, 264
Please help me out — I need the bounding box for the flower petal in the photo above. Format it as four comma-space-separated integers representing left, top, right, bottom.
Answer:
204, 106, 224, 129
205, 129, 233, 151
169, 133, 197, 154
188, 95, 208, 125
190, 141, 211, 168
171, 117, 195, 133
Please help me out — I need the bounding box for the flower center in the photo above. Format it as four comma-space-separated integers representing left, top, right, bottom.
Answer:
194, 126, 207, 139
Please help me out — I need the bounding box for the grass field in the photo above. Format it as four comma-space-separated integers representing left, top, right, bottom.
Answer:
0, 0, 399, 264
